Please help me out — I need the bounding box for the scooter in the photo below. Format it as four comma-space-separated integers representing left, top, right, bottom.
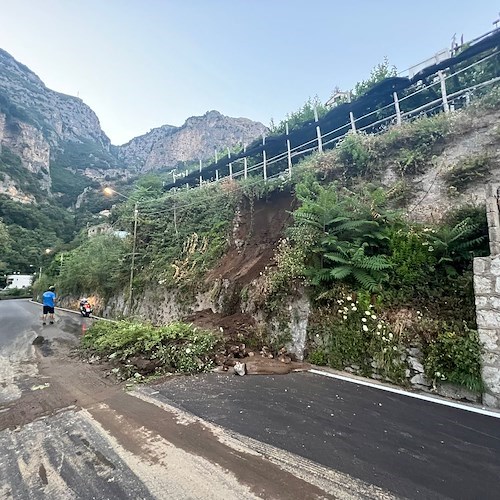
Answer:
80, 302, 93, 317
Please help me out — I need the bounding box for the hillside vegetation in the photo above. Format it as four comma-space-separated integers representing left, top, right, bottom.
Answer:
37, 87, 500, 390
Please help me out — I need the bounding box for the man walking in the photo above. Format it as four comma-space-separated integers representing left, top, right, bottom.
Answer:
42, 286, 57, 325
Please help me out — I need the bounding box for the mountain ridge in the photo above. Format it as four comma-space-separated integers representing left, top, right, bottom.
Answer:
0, 47, 267, 203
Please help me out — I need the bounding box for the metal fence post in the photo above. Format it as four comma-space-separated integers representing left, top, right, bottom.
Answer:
393, 91, 402, 125
216, 170, 219, 181
438, 70, 450, 113
262, 135, 267, 181
227, 147, 233, 179
349, 111, 357, 132
286, 122, 292, 178
314, 107, 323, 153
243, 144, 248, 179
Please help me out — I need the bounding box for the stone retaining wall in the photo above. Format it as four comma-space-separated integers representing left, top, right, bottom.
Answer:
474, 184, 500, 408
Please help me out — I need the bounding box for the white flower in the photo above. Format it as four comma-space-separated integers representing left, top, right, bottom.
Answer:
377, 323, 383, 330
369, 304, 374, 309
343, 315, 348, 320
436, 371, 441, 377
393, 346, 398, 351
362, 317, 367, 322
351, 306, 357, 311
371, 315, 377, 320
365, 310, 371, 316
346, 295, 353, 301
185, 348, 192, 354
362, 325, 368, 332
388, 333, 393, 340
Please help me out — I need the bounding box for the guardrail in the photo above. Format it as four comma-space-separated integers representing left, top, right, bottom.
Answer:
164, 32, 500, 192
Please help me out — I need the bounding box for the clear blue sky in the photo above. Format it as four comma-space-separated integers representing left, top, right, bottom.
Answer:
0, 1, 497, 144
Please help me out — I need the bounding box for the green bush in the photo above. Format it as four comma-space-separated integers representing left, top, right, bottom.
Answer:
443, 155, 491, 192
423, 328, 483, 392
82, 320, 221, 375
308, 292, 407, 383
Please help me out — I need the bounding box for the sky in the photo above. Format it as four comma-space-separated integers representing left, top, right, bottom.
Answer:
0, 1, 498, 145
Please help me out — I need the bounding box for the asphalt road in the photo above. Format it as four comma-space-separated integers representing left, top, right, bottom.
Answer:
0, 298, 39, 348
151, 371, 500, 500
1, 300, 395, 499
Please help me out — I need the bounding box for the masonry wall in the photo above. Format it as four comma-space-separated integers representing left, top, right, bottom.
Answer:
474, 184, 500, 408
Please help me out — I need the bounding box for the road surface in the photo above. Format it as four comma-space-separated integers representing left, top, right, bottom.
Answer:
0, 300, 394, 499
144, 364, 500, 499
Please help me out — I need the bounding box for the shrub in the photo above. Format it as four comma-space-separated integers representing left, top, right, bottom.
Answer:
443, 154, 491, 192
308, 291, 407, 382
82, 320, 221, 376
423, 328, 483, 392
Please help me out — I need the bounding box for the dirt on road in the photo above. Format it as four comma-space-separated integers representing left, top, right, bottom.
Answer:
0, 314, 393, 499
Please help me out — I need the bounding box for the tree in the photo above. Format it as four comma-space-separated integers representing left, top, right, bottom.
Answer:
353, 57, 398, 97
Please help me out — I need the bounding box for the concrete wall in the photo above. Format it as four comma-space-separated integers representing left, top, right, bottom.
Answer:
474, 184, 500, 408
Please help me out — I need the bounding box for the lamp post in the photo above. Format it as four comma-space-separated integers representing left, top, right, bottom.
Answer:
103, 188, 138, 313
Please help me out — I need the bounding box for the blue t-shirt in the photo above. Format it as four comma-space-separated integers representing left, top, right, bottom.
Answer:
42, 291, 56, 307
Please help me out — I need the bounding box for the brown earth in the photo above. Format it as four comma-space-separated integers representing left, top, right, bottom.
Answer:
208, 189, 296, 285
189, 190, 296, 339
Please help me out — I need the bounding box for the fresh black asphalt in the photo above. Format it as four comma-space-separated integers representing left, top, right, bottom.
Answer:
154, 371, 500, 500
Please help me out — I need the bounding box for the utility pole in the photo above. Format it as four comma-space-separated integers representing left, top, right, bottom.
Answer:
128, 202, 138, 312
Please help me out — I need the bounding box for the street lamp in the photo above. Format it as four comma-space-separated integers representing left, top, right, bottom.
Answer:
103, 187, 139, 313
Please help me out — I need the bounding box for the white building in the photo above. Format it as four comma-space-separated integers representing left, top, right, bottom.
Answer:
5, 274, 33, 289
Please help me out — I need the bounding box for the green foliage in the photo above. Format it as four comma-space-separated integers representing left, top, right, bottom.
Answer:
81, 320, 221, 376
336, 133, 375, 177
0, 195, 77, 273
57, 235, 127, 298
428, 217, 487, 276
308, 292, 407, 382
0, 147, 41, 198
424, 328, 483, 392
353, 57, 398, 97
50, 162, 94, 206
378, 114, 449, 175
291, 180, 394, 292
53, 139, 117, 171
269, 96, 328, 135
443, 155, 492, 192
135, 184, 237, 295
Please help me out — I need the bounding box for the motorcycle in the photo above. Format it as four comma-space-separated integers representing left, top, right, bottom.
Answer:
80, 302, 93, 317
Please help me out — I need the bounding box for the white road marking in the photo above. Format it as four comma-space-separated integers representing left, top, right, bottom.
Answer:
309, 369, 500, 419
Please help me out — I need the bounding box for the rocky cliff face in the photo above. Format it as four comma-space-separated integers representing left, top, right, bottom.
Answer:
117, 110, 267, 171
0, 49, 110, 148
0, 48, 267, 205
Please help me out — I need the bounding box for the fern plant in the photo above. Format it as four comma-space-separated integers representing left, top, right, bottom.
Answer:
428, 217, 487, 276
292, 180, 393, 292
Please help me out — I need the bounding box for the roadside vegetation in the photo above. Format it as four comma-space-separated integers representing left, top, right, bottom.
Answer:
81, 320, 221, 379
33, 62, 500, 392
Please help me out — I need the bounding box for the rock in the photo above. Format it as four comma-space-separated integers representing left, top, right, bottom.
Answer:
128, 356, 162, 374
32, 336, 44, 346
88, 355, 101, 364
410, 373, 431, 386
408, 357, 424, 373
408, 347, 422, 358
278, 355, 292, 364
436, 382, 481, 403
351, 364, 360, 371
234, 362, 247, 376
248, 351, 255, 357
344, 367, 355, 373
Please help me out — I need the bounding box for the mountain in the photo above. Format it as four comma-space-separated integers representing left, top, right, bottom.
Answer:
0, 48, 267, 205
117, 110, 267, 171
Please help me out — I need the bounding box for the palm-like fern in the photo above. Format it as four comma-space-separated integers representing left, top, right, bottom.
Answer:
293, 181, 393, 292
428, 217, 487, 275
